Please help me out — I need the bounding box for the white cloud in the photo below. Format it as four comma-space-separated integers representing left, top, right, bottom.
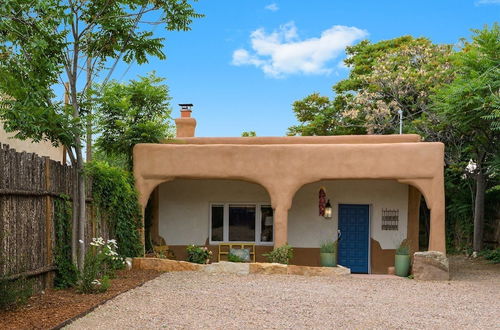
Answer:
231, 22, 367, 78
265, 3, 279, 11
475, 0, 500, 4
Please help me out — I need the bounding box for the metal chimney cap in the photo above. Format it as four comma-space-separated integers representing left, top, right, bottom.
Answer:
179, 103, 193, 110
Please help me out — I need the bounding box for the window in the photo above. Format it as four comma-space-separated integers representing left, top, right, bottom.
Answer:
211, 205, 224, 241
209, 203, 273, 244
229, 205, 256, 241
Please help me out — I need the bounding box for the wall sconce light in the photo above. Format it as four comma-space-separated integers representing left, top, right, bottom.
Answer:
324, 199, 332, 219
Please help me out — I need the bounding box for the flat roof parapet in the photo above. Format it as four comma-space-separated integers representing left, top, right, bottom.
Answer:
162, 134, 422, 145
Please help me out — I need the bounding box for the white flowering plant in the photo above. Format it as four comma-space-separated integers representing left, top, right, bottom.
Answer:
77, 237, 125, 294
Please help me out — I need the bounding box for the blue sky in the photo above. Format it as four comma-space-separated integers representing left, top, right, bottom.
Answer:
109, 0, 499, 137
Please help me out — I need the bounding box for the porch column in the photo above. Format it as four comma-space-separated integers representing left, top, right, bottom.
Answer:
428, 179, 446, 254
274, 205, 289, 248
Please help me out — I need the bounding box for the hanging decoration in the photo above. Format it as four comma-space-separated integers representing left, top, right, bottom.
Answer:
319, 187, 326, 216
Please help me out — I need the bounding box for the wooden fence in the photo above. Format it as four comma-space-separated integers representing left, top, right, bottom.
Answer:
0, 143, 106, 290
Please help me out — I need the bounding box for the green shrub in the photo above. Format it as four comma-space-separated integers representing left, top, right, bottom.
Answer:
396, 240, 411, 255
228, 253, 245, 262
320, 241, 337, 254
478, 248, 500, 264
186, 245, 212, 264
263, 245, 294, 264
85, 161, 143, 258
53, 196, 78, 288
0, 276, 33, 310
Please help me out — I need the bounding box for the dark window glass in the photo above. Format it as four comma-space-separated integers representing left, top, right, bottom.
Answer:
211, 205, 224, 241
228, 205, 255, 241
260, 206, 273, 242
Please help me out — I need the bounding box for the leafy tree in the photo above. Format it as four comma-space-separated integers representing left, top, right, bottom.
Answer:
0, 0, 202, 269
433, 24, 500, 251
94, 72, 173, 170
288, 36, 449, 137
341, 38, 453, 136
288, 93, 365, 136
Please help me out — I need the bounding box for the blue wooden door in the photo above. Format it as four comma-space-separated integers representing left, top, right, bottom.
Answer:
338, 204, 370, 273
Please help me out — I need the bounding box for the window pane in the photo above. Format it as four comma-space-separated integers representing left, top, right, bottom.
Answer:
211, 205, 224, 241
229, 205, 256, 241
260, 206, 273, 242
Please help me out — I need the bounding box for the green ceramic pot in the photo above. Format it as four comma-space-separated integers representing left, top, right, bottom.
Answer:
395, 254, 410, 277
320, 253, 337, 267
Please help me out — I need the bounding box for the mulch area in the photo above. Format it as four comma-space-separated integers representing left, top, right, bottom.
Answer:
0, 269, 160, 330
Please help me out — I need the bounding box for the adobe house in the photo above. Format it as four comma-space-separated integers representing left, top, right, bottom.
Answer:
133, 105, 445, 274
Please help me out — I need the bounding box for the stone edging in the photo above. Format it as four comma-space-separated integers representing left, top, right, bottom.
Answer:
132, 258, 351, 277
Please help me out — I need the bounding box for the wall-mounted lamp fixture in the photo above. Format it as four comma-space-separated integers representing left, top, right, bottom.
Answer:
324, 199, 332, 219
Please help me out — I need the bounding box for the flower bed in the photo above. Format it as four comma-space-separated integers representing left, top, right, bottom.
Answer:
0, 269, 160, 330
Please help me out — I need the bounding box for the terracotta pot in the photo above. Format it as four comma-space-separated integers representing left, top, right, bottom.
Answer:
395, 254, 410, 277
320, 252, 337, 267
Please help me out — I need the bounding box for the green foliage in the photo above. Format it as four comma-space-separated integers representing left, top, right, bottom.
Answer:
186, 245, 212, 264
288, 36, 452, 136
433, 24, 499, 158
53, 196, 78, 288
396, 240, 411, 255
94, 72, 173, 170
334, 36, 424, 94
0, 0, 202, 152
341, 38, 453, 135
320, 241, 337, 254
288, 93, 365, 136
263, 245, 294, 264
228, 253, 245, 262
0, 0, 202, 271
0, 276, 33, 311
85, 162, 142, 257
478, 248, 500, 264
241, 131, 257, 137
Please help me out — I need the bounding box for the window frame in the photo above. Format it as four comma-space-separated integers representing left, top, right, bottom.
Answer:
209, 202, 274, 246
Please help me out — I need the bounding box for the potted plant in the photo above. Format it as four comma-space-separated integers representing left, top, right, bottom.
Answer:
320, 240, 337, 267
395, 240, 411, 277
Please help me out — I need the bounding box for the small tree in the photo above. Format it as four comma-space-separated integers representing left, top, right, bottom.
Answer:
94, 72, 173, 170
0, 0, 202, 269
241, 131, 256, 137
433, 24, 500, 251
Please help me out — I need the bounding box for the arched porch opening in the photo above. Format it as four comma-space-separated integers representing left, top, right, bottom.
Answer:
287, 179, 423, 274
146, 178, 275, 262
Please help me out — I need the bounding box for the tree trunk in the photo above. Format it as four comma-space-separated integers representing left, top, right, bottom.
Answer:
76, 144, 86, 271
71, 168, 79, 265
86, 56, 92, 163
473, 170, 486, 251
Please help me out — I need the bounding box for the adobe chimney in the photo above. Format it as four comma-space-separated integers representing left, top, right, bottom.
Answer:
175, 104, 196, 138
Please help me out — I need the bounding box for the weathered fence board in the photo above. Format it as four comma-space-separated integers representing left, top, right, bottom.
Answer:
0, 143, 104, 291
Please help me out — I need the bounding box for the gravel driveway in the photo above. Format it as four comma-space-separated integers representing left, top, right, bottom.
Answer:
66, 258, 499, 329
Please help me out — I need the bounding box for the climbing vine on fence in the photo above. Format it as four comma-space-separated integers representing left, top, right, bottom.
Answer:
53, 195, 77, 288
85, 161, 143, 257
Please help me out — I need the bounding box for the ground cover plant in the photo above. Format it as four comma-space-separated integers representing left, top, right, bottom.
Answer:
263, 245, 294, 264
186, 245, 212, 264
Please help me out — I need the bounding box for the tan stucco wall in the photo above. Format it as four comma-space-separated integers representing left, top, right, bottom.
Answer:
134, 135, 445, 253
0, 123, 64, 162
